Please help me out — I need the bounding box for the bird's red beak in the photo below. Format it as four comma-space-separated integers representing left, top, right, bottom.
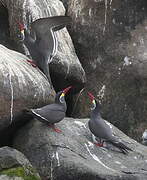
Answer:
88, 92, 95, 102
17, 22, 25, 40
62, 86, 72, 94
17, 22, 25, 31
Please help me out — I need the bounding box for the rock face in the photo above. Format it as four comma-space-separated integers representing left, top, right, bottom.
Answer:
13, 118, 147, 180
0, 146, 40, 180
0, 0, 86, 92
67, 0, 147, 140
0, 5, 12, 49
0, 45, 54, 132
59, 0, 69, 9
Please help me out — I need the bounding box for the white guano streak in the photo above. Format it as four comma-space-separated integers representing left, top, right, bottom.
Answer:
55, 151, 60, 166
50, 153, 54, 180
85, 144, 116, 172
8, 71, 14, 124
110, 0, 113, 7
103, 0, 108, 35
5, 63, 14, 124
74, 121, 86, 128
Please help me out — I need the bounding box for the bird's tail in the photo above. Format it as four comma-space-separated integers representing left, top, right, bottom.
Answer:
109, 140, 133, 154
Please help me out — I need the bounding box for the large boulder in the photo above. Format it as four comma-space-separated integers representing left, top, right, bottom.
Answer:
13, 118, 147, 180
0, 0, 86, 92
0, 5, 12, 49
0, 45, 54, 133
67, 0, 147, 140
0, 146, 40, 180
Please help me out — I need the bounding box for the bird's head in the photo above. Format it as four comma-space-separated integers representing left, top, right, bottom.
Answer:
56, 86, 72, 103
18, 22, 25, 40
88, 92, 97, 110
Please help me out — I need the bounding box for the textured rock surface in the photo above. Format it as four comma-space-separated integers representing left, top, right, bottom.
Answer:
0, 0, 86, 92
59, 0, 69, 9
0, 45, 54, 132
13, 118, 147, 180
0, 175, 23, 180
67, 0, 147, 140
0, 5, 12, 49
0, 146, 40, 180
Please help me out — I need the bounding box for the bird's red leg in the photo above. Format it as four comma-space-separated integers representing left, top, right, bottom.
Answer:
94, 139, 104, 147
27, 59, 37, 67
48, 124, 62, 133
94, 142, 104, 147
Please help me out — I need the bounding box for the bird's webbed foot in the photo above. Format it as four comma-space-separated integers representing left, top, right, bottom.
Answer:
27, 59, 37, 67
49, 124, 62, 133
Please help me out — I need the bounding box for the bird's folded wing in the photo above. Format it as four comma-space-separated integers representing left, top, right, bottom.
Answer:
34, 30, 55, 57
32, 104, 65, 116
31, 16, 71, 37
32, 106, 65, 123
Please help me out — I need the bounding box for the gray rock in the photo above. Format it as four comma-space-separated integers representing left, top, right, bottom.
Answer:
59, 0, 69, 10
0, 146, 40, 180
13, 118, 147, 180
0, 175, 23, 180
67, 0, 147, 140
0, 45, 55, 132
0, 0, 86, 91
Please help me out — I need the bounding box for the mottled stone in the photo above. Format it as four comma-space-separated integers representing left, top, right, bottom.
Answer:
14, 118, 147, 180
67, 0, 147, 140
0, 45, 54, 132
0, 146, 40, 180
0, 0, 86, 91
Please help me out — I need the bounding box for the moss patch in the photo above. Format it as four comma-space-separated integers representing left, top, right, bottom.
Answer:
0, 166, 40, 180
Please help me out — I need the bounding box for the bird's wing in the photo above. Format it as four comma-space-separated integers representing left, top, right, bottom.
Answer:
31, 104, 65, 124
31, 16, 71, 37
34, 30, 55, 60
89, 116, 113, 140
31, 16, 71, 61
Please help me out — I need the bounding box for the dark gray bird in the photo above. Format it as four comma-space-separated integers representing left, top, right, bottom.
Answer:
88, 92, 132, 154
25, 86, 72, 133
18, 16, 71, 86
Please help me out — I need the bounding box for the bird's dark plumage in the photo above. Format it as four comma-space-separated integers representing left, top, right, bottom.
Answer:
88, 92, 132, 154
18, 16, 71, 86
25, 86, 72, 130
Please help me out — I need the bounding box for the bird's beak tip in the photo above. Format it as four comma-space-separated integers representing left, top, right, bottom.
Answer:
88, 92, 95, 102
63, 86, 72, 94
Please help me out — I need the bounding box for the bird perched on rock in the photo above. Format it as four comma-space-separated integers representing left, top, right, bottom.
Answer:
24, 86, 72, 133
18, 16, 71, 86
87, 92, 132, 154
142, 129, 147, 145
